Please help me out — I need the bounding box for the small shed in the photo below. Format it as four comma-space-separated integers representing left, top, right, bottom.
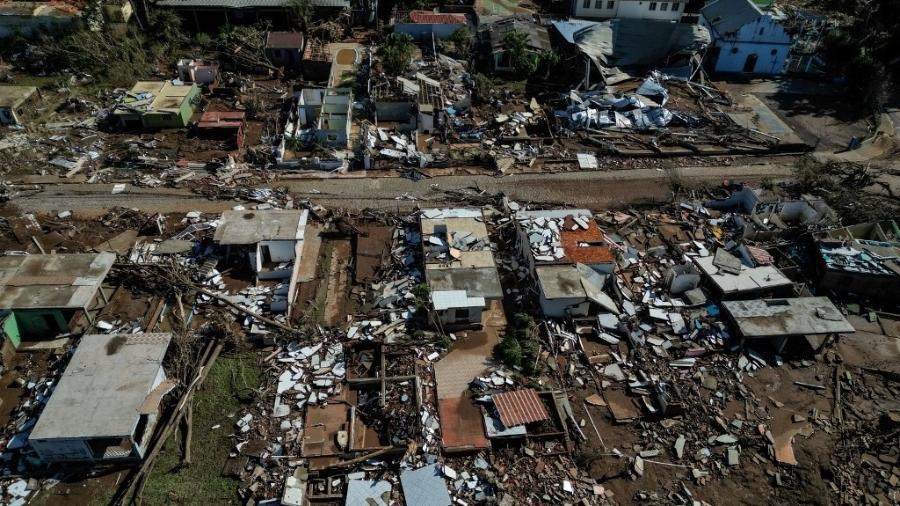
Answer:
0, 252, 115, 345
0, 86, 40, 126
266, 31, 304, 67
28, 332, 174, 464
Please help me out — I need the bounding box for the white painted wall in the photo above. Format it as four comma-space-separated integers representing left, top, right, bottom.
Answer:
702, 14, 791, 74
572, 0, 684, 21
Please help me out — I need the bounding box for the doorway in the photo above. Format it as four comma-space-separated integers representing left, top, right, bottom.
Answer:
743, 53, 758, 73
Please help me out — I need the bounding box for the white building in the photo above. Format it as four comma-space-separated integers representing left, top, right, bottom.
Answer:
571, 0, 684, 22
213, 209, 309, 315
420, 208, 503, 327
28, 333, 173, 464
700, 0, 791, 74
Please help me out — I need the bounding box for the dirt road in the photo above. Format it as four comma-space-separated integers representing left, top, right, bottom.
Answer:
7, 162, 794, 216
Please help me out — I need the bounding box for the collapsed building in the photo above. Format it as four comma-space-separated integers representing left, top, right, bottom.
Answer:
420, 208, 503, 327
514, 209, 617, 318
815, 220, 900, 300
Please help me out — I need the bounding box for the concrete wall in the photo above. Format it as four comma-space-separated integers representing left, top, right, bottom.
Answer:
12, 309, 68, 341
394, 22, 465, 41
30, 437, 94, 462
539, 295, 590, 318
438, 306, 483, 325
702, 15, 790, 74
572, 0, 684, 21
0, 15, 75, 38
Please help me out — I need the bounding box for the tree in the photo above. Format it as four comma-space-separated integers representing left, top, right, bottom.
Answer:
501, 30, 539, 75
448, 26, 472, 56
814, 0, 900, 112
287, 0, 313, 71
379, 33, 415, 76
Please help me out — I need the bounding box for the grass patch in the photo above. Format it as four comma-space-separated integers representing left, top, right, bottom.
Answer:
309, 240, 334, 324
140, 352, 262, 505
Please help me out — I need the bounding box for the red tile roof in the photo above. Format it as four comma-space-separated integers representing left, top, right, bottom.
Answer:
493, 388, 549, 428
560, 215, 615, 265
408, 10, 467, 24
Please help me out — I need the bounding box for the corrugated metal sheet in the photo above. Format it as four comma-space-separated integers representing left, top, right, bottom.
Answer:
701, 0, 763, 35
493, 388, 549, 427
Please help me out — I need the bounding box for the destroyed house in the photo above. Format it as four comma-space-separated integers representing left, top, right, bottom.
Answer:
722, 297, 854, 352
700, 0, 791, 74
287, 88, 352, 149
28, 333, 173, 464
392, 10, 470, 41
266, 31, 304, 67
480, 17, 551, 72
515, 209, 617, 318
551, 18, 709, 83
0, 253, 115, 348
0, 86, 40, 126
113, 81, 200, 130
693, 249, 793, 299
420, 209, 502, 326
196, 111, 246, 149
815, 220, 900, 300
213, 209, 308, 281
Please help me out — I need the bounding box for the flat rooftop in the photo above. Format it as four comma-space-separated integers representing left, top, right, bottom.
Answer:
117, 81, 196, 114
722, 297, 856, 338
0, 252, 115, 310
694, 255, 793, 295
29, 332, 173, 441
0, 86, 38, 109
214, 209, 308, 245
536, 264, 585, 299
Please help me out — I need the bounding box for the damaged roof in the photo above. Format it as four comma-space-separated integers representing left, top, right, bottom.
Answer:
0, 86, 38, 109
517, 209, 614, 265
493, 388, 550, 427
701, 0, 764, 35
29, 332, 173, 441
551, 18, 710, 68
486, 17, 551, 52
722, 297, 855, 338
400, 464, 452, 506
694, 255, 793, 295
421, 208, 503, 299
0, 252, 115, 310
214, 209, 308, 245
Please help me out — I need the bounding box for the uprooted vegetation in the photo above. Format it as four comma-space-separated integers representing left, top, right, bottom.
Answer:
786, 157, 900, 223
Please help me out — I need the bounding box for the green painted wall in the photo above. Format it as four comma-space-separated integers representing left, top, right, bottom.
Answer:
13, 310, 68, 341
2, 313, 21, 348
141, 84, 199, 129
